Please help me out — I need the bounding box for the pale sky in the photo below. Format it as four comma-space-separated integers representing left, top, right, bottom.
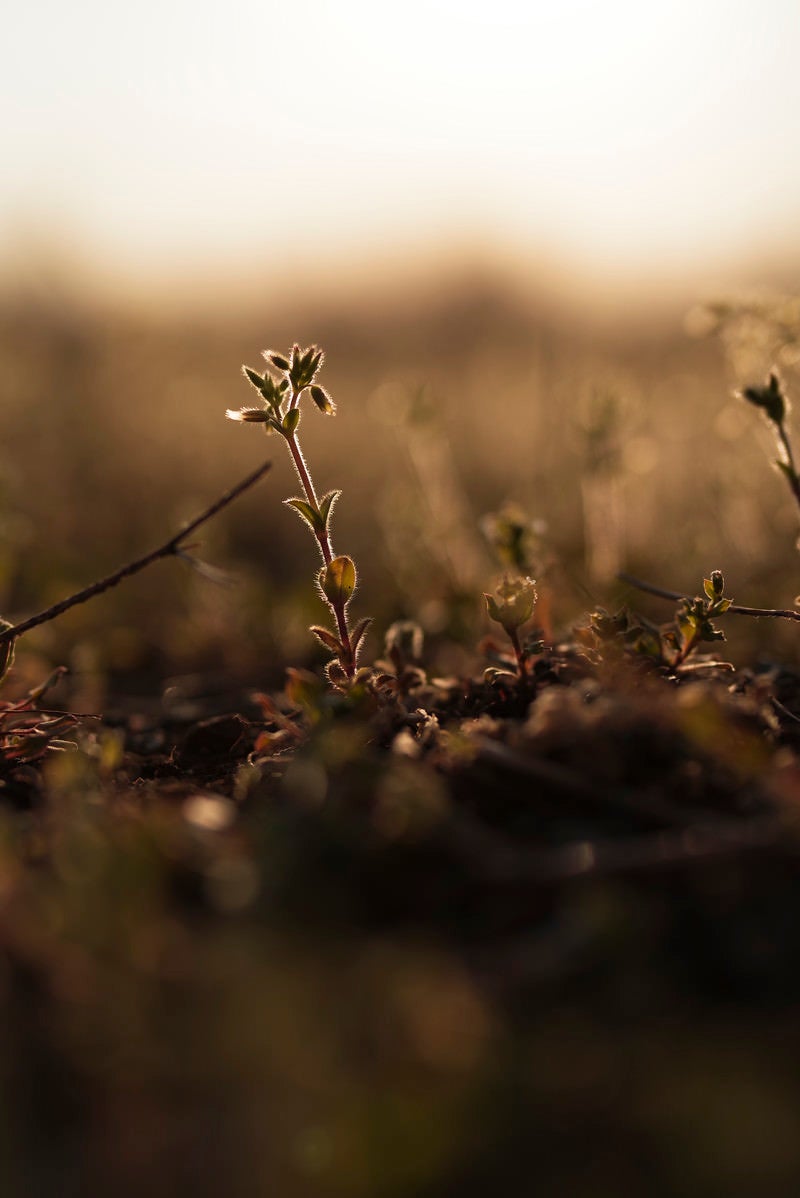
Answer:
4, 0, 800, 295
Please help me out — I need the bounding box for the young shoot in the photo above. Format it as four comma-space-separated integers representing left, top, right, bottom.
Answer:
484, 575, 537, 681
740, 372, 800, 518
228, 344, 370, 688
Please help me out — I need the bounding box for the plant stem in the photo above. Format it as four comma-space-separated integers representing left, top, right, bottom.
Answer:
286, 433, 330, 564
284, 423, 354, 674
0, 460, 272, 648
508, 628, 528, 680
618, 573, 800, 623
776, 422, 800, 513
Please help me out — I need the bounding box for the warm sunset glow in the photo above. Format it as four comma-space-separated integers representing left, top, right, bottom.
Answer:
4, 0, 800, 294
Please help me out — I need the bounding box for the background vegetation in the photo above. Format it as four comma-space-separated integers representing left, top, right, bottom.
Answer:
2, 273, 798, 705
3, 272, 800, 1197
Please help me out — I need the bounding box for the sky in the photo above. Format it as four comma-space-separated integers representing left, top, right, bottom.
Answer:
4, 0, 800, 300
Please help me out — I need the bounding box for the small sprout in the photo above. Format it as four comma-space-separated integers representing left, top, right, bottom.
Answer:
484, 576, 537, 681
704, 570, 725, 600
741, 371, 787, 426
740, 370, 800, 522
484, 576, 537, 638
231, 343, 367, 685
320, 555, 356, 608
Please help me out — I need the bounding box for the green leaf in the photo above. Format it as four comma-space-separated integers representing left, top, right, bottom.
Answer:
284, 497, 324, 535
282, 408, 301, 436
485, 594, 502, 624
320, 555, 356, 607
703, 577, 716, 601
310, 625, 344, 654
677, 610, 697, 647
318, 490, 341, 529
242, 365, 265, 391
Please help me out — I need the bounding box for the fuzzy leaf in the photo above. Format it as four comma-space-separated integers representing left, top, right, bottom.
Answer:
310, 625, 344, 654
282, 408, 301, 436
325, 659, 349, 691
318, 490, 341, 529
284, 497, 324, 535
350, 616, 373, 656
242, 365, 265, 391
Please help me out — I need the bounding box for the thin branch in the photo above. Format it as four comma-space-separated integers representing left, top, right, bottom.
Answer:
0, 460, 272, 647
618, 572, 800, 623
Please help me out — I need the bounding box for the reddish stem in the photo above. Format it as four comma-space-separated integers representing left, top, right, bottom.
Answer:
509, 628, 528, 681
285, 428, 354, 674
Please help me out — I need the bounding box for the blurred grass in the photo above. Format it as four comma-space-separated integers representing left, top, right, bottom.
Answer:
1, 272, 799, 698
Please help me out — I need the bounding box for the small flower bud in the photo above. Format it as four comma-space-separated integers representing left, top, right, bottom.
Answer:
741, 372, 787, 425
310, 385, 336, 415
263, 350, 291, 373
320, 555, 356, 607
485, 576, 537, 636
226, 407, 270, 422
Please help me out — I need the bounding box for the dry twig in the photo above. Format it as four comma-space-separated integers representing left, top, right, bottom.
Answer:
0, 461, 272, 647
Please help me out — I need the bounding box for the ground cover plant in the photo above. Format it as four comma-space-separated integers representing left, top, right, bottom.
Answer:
5, 315, 800, 1196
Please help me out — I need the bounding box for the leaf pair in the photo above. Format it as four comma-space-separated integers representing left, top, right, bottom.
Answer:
284, 490, 341, 539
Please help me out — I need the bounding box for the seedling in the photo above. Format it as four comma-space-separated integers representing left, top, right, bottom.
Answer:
229, 345, 370, 689
740, 371, 800, 517
484, 575, 538, 681
587, 572, 732, 672
621, 368, 800, 632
